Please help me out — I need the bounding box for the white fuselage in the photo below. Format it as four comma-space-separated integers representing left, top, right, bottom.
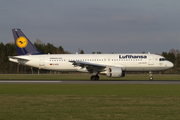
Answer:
9, 53, 174, 72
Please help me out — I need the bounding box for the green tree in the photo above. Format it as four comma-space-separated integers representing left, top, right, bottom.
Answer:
58, 46, 64, 54
176, 53, 180, 67
167, 52, 176, 63
44, 43, 56, 54
0, 43, 5, 73
34, 43, 45, 53
80, 50, 84, 54
55, 46, 64, 54
4, 43, 17, 73
162, 52, 168, 58
97, 51, 101, 54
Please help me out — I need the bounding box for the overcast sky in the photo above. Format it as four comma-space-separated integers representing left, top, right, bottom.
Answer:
1, 0, 180, 54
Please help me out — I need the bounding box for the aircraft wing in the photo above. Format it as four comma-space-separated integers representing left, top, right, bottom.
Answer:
69, 61, 106, 73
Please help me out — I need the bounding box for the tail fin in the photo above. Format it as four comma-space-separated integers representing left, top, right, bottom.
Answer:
12, 29, 42, 55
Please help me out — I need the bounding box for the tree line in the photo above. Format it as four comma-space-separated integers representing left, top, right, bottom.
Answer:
0, 40, 179, 74
162, 49, 180, 74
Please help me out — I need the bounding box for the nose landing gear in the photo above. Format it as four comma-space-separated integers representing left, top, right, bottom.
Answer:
149, 71, 153, 80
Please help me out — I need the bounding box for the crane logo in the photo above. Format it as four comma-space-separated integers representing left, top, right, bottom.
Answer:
16, 36, 28, 48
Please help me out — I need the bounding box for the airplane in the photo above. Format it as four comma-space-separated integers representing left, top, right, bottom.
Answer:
9, 29, 174, 80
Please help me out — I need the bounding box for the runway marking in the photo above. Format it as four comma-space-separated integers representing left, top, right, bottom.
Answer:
0, 81, 62, 83
1, 80, 180, 84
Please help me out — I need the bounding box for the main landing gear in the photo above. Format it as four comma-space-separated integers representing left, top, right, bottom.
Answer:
91, 75, 99, 80
149, 71, 153, 80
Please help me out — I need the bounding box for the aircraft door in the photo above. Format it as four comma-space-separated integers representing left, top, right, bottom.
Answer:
148, 55, 154, 65
39, 56, 45, 67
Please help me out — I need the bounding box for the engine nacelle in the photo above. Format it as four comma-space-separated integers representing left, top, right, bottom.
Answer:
106, 67, 125, 78
77, 68, 88, 72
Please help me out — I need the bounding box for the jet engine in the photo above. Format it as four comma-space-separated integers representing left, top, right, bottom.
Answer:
106, 67, 125, 78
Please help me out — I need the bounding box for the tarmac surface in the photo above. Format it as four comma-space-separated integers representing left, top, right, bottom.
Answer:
1, 80, 180, 84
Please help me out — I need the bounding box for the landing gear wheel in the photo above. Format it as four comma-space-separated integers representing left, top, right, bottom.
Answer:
90, 75, 99, 80
94, 76, 99, 80
149, 76, 153, 80
91, 76, 95, 80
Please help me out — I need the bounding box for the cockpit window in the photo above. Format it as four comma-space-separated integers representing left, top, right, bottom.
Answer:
159, 58, 167, 61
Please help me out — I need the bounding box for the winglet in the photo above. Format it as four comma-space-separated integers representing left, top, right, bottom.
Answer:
12, 29, 42, 55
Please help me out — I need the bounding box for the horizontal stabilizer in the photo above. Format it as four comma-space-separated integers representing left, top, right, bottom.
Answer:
8, 56, 30, 61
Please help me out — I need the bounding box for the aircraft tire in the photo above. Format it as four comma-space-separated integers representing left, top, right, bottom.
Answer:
91, 75, 99, 80
149, 76, 153, 80
91, 76, 95, 80
96, 75, 99, 80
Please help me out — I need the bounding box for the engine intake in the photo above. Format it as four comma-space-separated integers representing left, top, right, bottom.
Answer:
106, 67, 125, 78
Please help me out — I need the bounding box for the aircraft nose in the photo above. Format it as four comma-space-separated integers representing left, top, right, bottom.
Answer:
168, 61, 174, 68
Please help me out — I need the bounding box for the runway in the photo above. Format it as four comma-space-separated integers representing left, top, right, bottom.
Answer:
1, 80, 180, 84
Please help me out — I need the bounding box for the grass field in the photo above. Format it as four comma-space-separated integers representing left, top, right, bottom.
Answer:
1, 74, 180, 80
1, 74, 180, 120
0, 84, 180, 120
